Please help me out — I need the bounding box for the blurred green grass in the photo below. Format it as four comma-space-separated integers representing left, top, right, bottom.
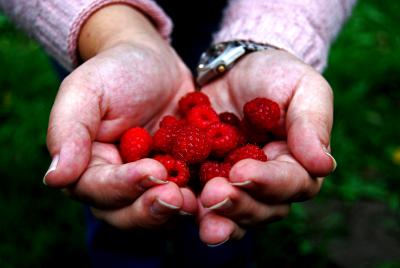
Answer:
0, 0, 399, 267
325, 0, 400, 204
0, 11, 87, 268
257, 1, 400, 267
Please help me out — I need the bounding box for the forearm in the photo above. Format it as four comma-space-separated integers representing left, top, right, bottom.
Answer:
79, 4, 164, 61
0, 0, 172, 70
214, 0, 357, 72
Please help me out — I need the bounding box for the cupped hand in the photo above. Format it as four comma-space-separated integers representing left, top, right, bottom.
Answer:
198, 49, 336, 245
73, 141, 198, 229
44, 37, 197, 228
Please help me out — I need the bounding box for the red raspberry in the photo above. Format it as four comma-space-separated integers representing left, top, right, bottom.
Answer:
159, 115, 184, 128
219, 112, 240, 127
225, 144, 268, 165
237, 130, 248, 146
243, 98, 280, 131
153, 125, 180, 153
119, 127, 152, 163
239, 119, 270, 145
153, 154, 175, 170
172, 125, 211, 164
206, 122, 239, 157
186, 105, 219, 129
178, 91, 211, 116
153, 155, 190, 187
200, 161, 232, 184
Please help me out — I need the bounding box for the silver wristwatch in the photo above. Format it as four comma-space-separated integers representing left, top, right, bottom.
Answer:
196, 40, 278, 86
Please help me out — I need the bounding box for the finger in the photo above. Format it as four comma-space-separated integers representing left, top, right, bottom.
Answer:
200, 178, 290, 225
286, 72, 336, 177
44, 76, 102, 187
229, 141, 324, 202
180, 187, 198, 216
69, 142, 168, 209
199, 211, 246, 246
92, 182, 184, 229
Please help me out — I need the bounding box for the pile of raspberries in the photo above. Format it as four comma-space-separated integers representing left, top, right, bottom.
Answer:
119, 92, 280, 189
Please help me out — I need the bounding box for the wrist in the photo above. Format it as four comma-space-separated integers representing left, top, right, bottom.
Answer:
196, 40, 279, 86
78, 4, 165, 61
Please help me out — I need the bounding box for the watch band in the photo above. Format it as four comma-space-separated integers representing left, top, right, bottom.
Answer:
229, 40, 277, 52
196, 40, 279, 86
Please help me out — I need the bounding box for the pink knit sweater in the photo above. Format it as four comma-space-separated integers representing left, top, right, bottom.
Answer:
0, 0, 356, 72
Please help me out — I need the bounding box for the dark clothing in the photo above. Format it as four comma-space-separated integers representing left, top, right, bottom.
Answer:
55, 2, 256, 267
156, 0, 227, 72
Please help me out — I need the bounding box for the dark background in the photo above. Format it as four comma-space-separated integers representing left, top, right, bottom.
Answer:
0, 0, 399, 267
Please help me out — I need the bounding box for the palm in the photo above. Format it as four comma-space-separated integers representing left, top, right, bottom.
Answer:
65, 43, 194, 141
47, 43, 198, 228
202, 50, 310, 136
197, 50, 336, 245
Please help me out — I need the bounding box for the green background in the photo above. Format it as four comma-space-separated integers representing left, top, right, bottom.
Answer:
0, 0, 399, 267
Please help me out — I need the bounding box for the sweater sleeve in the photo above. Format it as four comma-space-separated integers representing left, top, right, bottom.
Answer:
213, 0, 357, 72
0, 0, 172, 71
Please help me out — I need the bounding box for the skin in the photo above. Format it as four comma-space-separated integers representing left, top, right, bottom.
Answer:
44, 5, 198, 228
199, 50, 336, 244
43, 4, 336, 244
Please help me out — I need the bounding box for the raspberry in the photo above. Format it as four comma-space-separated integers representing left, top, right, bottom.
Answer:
237, 130, 248, 146
219, 112, 240, 127
225, 144, 268, 165
153, 155, 190, 187
243, 98, 280, 131
186, 105, 219, 129
200, 161, 232, 184
239, 119, 270, 145
172, 125, 211, 164
153, 125, 180, 153
119, 127, 152, 163
206, 122, 239, 157
159, 115, 184, 129
178, 91, 211, 116
118, 95, 279, 189
153, 154, 175, 170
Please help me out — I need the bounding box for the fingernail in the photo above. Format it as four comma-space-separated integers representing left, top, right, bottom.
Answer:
43, 155, 59, 185
179, 210, 193, 216
231, 180, 252, 187
151, 198, 179, 216
140, 176, 168, 189
323, 147, 337, 172
208, 198, 233, 210
148, 176, 169, 184
207, 237, 229, 247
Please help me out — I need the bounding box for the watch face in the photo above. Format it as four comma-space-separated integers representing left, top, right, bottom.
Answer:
198, 43, 228, 67
196, 42, 246, 86
197, 40, 276, 86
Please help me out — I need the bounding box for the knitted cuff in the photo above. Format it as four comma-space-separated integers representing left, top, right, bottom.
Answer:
35, 0, 172, 70
214, 0, 356, 72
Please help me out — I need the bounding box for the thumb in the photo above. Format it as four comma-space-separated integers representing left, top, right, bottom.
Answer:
44, 80, 101, 188
286, 73, 336, 177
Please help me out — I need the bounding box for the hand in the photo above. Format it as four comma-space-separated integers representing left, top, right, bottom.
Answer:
43, 5, 197, 228
197, 49, 336, 245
